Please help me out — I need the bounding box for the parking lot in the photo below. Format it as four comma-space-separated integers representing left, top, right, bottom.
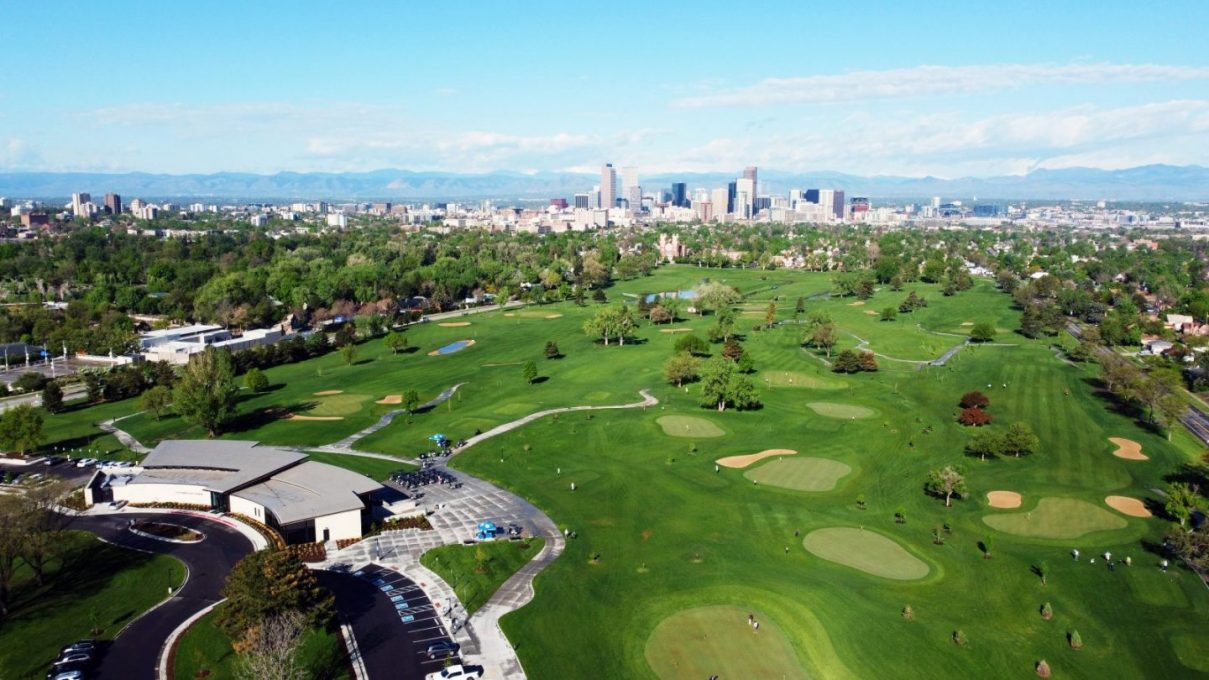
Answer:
317, 566, 464, 679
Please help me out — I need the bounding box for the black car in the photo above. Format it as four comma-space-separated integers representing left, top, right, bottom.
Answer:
426, 640, 460, 659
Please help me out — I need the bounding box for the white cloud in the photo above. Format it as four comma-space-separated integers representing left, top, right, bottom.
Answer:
673, 63, 1209, 108
0, 138, 41, 169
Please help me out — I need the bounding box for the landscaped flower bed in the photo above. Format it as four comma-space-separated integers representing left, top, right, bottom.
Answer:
132, 520, 204, 542
286, 542, 327, 562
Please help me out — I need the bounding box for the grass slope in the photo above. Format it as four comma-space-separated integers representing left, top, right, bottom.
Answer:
419, 539, 545, 615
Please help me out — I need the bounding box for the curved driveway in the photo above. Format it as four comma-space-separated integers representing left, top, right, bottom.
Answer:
71, 512, 254, 680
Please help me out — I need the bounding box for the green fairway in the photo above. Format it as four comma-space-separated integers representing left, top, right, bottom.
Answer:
656, 415, 725, 438
744, 457, 852, 491
0, 531, 185, 680
805, 402, 877, 419
760, 370, 846, 389
303, 392, 372, 417
303, 451, 414, 480
802, 527, 930, 580
983, 497, 1129, 539
420, 539, 545, 614
644, 605, 807, 680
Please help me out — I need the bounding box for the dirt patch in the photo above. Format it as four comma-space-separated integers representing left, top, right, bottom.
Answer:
659, 327, 694, 333
288, 415, 345, 421
864, 310, 879, 316
376, 395, 402, 405
438, 322, 472, 327
848, 300, 865, 306
986, 491, 1022, 509
313, 390, 344, 396
716, 449, 798, 469
1105, 495, 1152, 518
1109, 437, 1148, 460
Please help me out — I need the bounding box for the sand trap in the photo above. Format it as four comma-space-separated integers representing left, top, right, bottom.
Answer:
313, 390, 344, 396
504, 312, 516, 317
960, 321, 973, 327
986, 491, 1022, 509
659, 327, 694, 333
864, 310, 879, 316
545, 313, 563, 319
716, 449, 797, 469
1105, 495, 1152, 518
288, 415, 345, 421
376, 395, 402, 405
1109, 437, 1148, 461
438, 322, 472, 327
848, 300, 865, 306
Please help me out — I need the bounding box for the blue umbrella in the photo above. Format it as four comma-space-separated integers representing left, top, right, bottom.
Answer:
429, 434, 447, 442
478, 521, 497, 532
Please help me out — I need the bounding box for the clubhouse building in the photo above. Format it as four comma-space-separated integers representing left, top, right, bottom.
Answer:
88, 440, 383, 544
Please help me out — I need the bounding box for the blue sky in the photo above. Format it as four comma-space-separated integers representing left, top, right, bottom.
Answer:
2, 0, 1208, 177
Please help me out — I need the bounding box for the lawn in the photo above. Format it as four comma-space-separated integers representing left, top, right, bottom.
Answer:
302, 451, 415, 480
172, 603, 348, 680
744, 457, 853, 491
419, 538, 545, 615
0, 531, 185, 680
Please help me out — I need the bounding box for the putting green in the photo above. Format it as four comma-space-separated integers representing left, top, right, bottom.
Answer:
306, 393, 371, 416
806, 402, 876, 419
763, 371, 846, 389
645, 605, 807, 680
802, 528, 929, 580
982, 497, 1128, 539
745, 458, 852, 491
656, 415, 725, 438
1172, 633, 1209, 672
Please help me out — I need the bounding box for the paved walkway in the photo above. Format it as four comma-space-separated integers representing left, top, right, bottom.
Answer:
320, 384, 465, 453
453, 389, 657, 453
99, 412, 153, 454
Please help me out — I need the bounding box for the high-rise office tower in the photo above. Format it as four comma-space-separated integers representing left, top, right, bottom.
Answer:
104, 192, 122, 215
71, 192, 91, 217
622, 166, 641, 211
726, 181, 737, 214
710, 187, 729, 220
600, 164, 617, 209
574, 193, 590, 209
671, 182, 687, 208
832, 190, 846, 219
735, 178, 755, 219
819, 189, 836, 220
743, 166, 757, 201
805, 189, 820, 204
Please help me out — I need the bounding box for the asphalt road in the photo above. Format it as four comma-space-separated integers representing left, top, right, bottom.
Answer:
69, 512, 254, 680
316, 566, 463, 680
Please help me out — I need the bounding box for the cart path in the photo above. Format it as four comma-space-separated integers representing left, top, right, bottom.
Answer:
322, 383, 466, 453
452, 389, 658, 454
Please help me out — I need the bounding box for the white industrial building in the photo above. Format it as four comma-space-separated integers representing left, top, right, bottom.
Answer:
90, 440, 383, 544
139, 325, 284, 364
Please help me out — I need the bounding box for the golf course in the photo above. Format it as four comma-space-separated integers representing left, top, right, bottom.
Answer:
34, 266, 1209, 679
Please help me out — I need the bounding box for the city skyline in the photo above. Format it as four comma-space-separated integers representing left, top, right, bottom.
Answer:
2, 1, 1208, 177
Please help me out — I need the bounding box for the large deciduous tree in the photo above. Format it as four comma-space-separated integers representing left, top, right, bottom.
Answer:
925, 466, 967, 507
698, 357, 760, 412
0, 404, 43, 455
664, 352, 701, 387
173, 347, 239, 437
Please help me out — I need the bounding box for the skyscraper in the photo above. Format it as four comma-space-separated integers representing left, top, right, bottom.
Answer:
600, 164, 617, 209
104, 192, 122, 215
805, 189, 820, 204
70, 192, 91, 217
622, 166, 641, 212
735, 178, 755, 219
573, 193, 590, 209
710, 187, 729, 221
726, 181, 737, 214
832, 190, 846, 219
743, 166, 758, 201
671, 182, 687, 208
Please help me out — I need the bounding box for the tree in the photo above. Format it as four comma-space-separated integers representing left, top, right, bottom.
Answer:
722, 339, 744, 362
694, 282, 741, 316
236, 610, 307, 680
969, 322, 996, 343
1165, 482, 1201, 527
1068, 629, 1083, 650
736, 352, 756, 374
1166, 525, 1209, 570
40, 381, 64, 414
1003, 422, 1039, 457
966, 429, 1004, 461
384, 331, 409, 354
18, 480, 74, 587
959, 391, 989, 409
522, 360, 538, 385
709, 307, 737, 343
245, 368, 269, 393
13, 372, 48, 393
858, 351, 878, 372
592, 289, 607, 303
674, 333, 709, 356
699, 357, 760, 412
880, 307, 897, 322
924, 466, 967, 507
958, 407, 992, 426
141, 385, 173, 420
173, 347, 239, 437
0, 495, 24, 617
401, 390, 420, 413
806, 323, 837, 357
794, 296, 806, 320
664, 352, 701, 387
219, 550, 333, 647
340, 343, 357, 366
81, 371, 105, 402
0, 404, 43, 455
764, 301, 777, 329
544, 341, 561, 359
832, 349, 863, 373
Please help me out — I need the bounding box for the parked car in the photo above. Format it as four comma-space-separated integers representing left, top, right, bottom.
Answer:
60, 641, 97, 655
75, 458, 98, 468
42, 456, 64, 466
425, 664, 481, 680
46, 668, 86, 680
53, 652, 94, 667
425, 640, 459, 659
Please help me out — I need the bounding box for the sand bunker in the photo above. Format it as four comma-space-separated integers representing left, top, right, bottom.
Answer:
376, 395, 402, 405
716, 449, 797, 469
848, 300, 865, 306
986, 491, 1022, 509
288, 415, 345, 421
864, 310, 879, 316
1109, 437, 1148, 461
1105, 495, 1152, 518
313, 390, 344, 396
545, 313, 563, 319
660, 327, 694, 333
960, 321, 974, 327
438, 322, 472, 327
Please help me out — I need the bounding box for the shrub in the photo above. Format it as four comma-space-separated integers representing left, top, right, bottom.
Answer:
902, 605, 914, 621
1040, 602, 1053, 620
958, 407, 993, 426
959, 391, 990, 409
1068, 629, 1082, 650
244, 367, 269, 392
953, 630, 968, 647
1036, 660, 1051, 678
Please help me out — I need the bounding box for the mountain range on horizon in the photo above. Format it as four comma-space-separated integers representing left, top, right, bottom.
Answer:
0, 164, 1206, 203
